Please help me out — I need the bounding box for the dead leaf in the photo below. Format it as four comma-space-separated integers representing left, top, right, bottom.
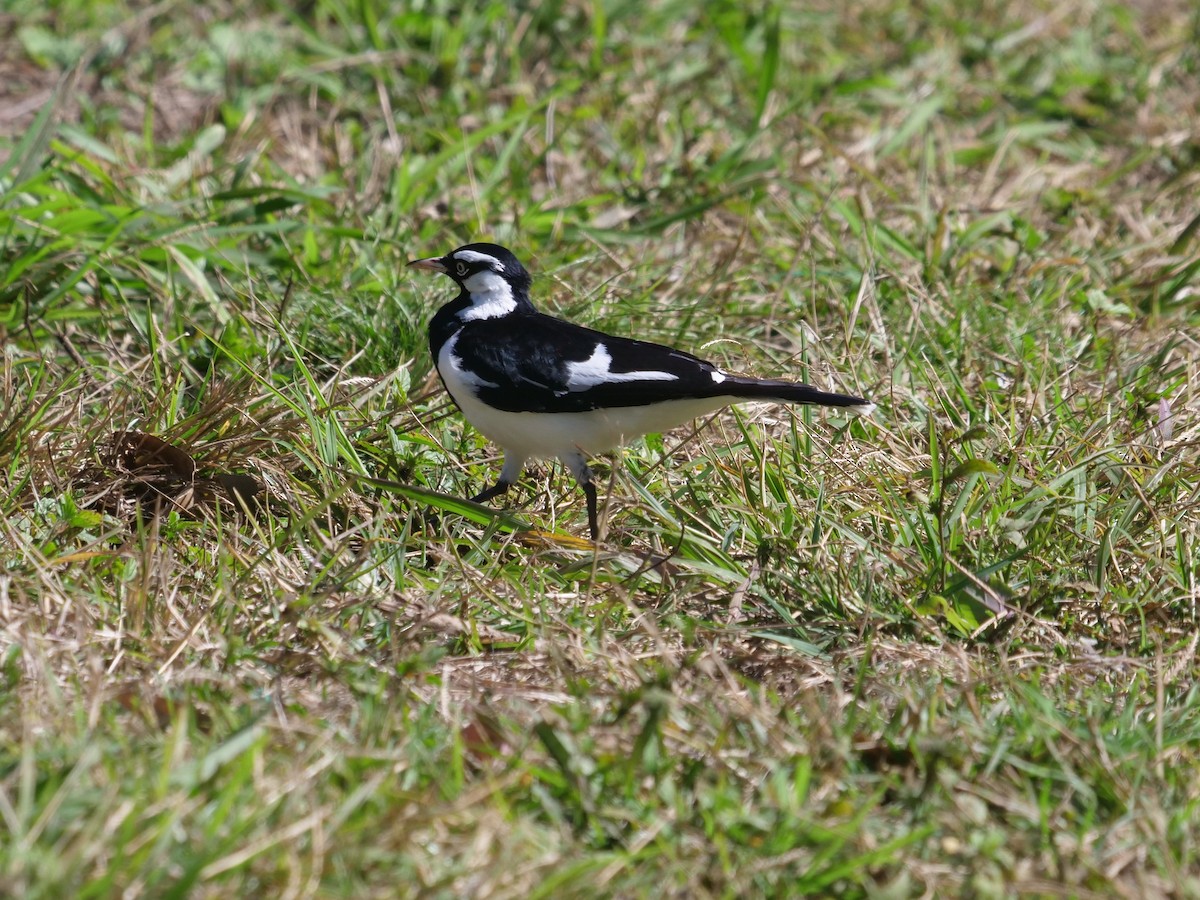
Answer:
111, 431, 197, 479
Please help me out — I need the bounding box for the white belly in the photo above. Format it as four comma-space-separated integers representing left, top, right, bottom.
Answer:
438, 336, 731, 463
457, 392, 731, 461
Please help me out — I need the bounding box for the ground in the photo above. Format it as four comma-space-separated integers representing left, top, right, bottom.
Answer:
2, 0, 1199, 896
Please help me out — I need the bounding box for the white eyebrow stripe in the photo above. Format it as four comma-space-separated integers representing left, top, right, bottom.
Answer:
565, 344, 679, 391
452, 249, 505, 271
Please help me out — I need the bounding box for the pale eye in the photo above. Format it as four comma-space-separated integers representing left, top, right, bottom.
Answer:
456, 262, 469, 276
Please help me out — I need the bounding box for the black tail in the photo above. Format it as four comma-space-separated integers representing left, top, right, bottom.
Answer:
721, 376, 874, 412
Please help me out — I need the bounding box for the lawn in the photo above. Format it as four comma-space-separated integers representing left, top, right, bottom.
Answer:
2, 0, 1199, 895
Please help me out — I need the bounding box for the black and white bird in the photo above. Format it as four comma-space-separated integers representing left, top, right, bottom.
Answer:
409, 242, 873, 539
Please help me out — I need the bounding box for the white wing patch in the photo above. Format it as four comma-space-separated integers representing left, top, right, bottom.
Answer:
458, 270, 517, 321
439, 332, 499, 391
710, 370, 726, 384
565, 344, 679, 392
452, 249, 505, 271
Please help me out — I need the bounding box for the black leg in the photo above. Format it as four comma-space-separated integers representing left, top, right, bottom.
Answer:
471, 480, 511, 504
471, 456, 523, 509
563, 452, 600, 540
582, 481, 599, 540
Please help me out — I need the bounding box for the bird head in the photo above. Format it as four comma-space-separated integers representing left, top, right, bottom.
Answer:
409, 243, 535, 321
408, 243, 530, 294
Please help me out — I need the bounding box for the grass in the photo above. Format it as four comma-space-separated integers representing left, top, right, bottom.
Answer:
2, 0, 1200, 895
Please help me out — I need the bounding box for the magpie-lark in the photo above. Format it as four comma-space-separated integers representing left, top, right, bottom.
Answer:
410, 242, 873, 539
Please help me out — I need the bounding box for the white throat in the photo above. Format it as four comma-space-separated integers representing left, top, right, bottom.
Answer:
459, 270, 517, 321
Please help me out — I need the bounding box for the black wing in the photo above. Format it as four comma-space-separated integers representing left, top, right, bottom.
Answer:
452, 312, 730, 414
